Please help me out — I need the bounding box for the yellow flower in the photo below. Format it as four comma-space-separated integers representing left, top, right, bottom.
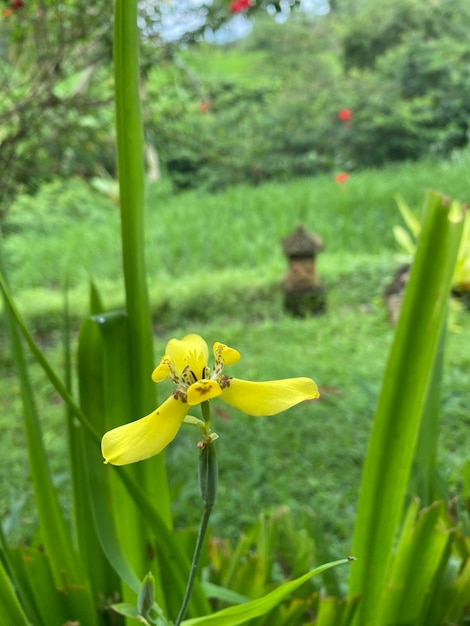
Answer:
101, 334, 319, 465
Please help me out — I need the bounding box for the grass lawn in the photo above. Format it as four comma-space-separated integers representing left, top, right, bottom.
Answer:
1, 156, 469, 561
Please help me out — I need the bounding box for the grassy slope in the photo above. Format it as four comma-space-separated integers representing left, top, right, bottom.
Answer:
3, 154, 470, 324
1, 156, 469, 557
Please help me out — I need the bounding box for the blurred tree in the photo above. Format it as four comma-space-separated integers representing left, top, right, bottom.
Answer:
337, 0, 470, 166
0, 0, 316, 215
2, 0, 470, 203
339, 0, 470, 71
0, 0, 115, 215
144, 12, 343, 189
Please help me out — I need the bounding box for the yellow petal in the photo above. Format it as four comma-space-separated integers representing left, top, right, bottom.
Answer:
166, 334, 209, 379
213, 341, 241, 366
220, 377, 319, 416
151, 356, 171, 382
187, 380, 222, 406
101, 396, 189, 465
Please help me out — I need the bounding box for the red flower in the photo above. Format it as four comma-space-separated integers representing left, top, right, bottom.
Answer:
338, 108, 352, 122
199, 100, 210, 112
334, 172, 349, 184
11, 0, 24, 8
3, 7, 13, 16
230, 0, 251, 14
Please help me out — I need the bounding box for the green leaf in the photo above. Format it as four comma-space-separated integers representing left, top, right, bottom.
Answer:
0, 500, 43, 624
181, 558, 352, 626
77, 314, 145, 596
392, 224, 416, 256
114, 0, 171, 528
315, 596, 347, 626
441, 557, 470, 623
0, 267, 100, 446
410, 317, 446, 505
138, 572, 156, 618
6, 546, 75, 626
0, 276, 209, 620
111, 602, 141, 618
349, 192, 466, 624
0, 555, 30, 626
201, 583, 249, 606
78, 310, 211, 619
0, 240, 98, 625
379, 500, 454, 625
64, 288, 122, 603
395, 194, 421, 238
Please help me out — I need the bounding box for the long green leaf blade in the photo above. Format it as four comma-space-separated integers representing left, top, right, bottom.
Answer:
0, 242, 98, 624
349, 192, 466, 624
181, 559, 352, 626
77, 315, 144, 597
79, 312, 211, 619
0, 274, 209, 617
379, 501, 453, 624
0, 555, 30, 626
114, 0, 171, 526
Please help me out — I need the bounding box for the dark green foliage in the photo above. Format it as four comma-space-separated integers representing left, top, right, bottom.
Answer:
145, 15, 345, 189
338, 3, 470, 167
0, 1, 115, 210
340, 0, 470, 71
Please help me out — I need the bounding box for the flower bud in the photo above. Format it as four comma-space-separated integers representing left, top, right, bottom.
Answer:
199, 441, 218, 508
137, 571, 155, 619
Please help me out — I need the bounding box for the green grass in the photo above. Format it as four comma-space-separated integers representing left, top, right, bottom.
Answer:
3, 153, 470, 296
1, 155, 469, 559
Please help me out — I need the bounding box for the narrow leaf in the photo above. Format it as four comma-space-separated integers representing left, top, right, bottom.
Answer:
349, 192, 465, 624
202, 582, 249, 606
379, 501, 453, 624
0, 555, 31, 626
181, 559, 352, 626
0, 240, 98, 625
114, 0, 171, 527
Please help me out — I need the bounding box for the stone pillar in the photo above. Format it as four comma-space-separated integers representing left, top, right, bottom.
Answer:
282, 225, 326, 317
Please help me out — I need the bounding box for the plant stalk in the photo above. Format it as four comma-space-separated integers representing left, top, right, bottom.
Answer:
174, 503, 213, 626
175, 419, 218, 625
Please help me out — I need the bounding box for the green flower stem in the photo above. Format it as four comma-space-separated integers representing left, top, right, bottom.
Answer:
175, 432, 218, 625
175, 504, 213, 626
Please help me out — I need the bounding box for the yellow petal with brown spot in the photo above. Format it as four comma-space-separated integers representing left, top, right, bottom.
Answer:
187, 380, 222, 406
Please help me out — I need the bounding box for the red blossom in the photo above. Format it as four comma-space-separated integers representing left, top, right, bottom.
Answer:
199, 100, 210, 112
3, 7, 13, 16
230, 0, 251, 14
334, 172, 349, 184
338, 108, 352, 122
11, 0, 24, 8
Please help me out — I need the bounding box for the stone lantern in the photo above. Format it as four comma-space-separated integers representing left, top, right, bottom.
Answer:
282, 225, 326, 317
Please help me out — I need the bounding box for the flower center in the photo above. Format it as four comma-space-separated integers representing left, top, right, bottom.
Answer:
163, 354, 226, 402
152, 340, 239, 405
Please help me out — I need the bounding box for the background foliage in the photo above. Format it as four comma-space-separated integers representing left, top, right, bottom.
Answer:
2, 0, 470, 204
